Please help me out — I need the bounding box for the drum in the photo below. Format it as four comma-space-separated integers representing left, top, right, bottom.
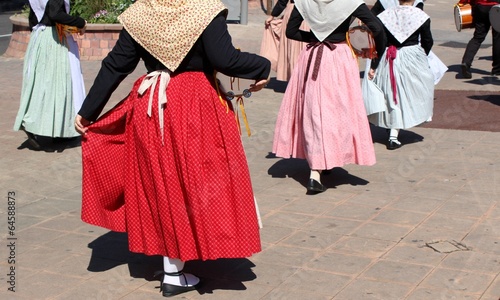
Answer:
490, 4, 500, 32
346, 25, 377, 59
454, 3, 473, 32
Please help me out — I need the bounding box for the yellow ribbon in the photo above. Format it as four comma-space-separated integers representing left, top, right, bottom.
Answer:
214, 72, 251, 137
236, 96, 251, 137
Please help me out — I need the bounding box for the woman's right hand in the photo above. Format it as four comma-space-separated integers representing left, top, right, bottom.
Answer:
265, 16, 274, 27
79, 20, 87, 35
74, 114, 90, 135
368, 68, 376, 80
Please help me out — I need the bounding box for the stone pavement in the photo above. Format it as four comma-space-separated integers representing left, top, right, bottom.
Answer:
0, 1, 499, 299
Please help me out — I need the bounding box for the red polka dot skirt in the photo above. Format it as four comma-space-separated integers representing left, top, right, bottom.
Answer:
81, 72, 261, 260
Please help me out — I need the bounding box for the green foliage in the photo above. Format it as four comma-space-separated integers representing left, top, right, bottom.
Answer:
70, 0, 135, 24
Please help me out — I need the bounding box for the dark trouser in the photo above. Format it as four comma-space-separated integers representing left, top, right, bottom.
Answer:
462, 4, 500, 73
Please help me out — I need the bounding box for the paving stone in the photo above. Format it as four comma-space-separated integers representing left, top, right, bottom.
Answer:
405, 287, 480, 300
387, 195, 443, 213
53, 277, 140, 300
425, 240, 471, 254
329, 236, 396, 258
279, 198, 340, 216
382, 243, 446, 266
469, 219, 500, 236
261, 288, 332, 300
15, 227, 66, 247
481, 275, 500, 300
306, 251, 373, 276
189, 282, 273, 300
360, 260, 433, 285
259, 225, 295, 245
17, 197, 81, 218
343, 190, 399, 208
37, 212, 87, 232
262, 211, 315, 229
304, 216, 363, 235
17, 271, 82, 298
436, 200, 495, 219
371, 209, 428, 226
420, 213, 479, 232
420, 268, 495, 294
249, 262, 299, 287
334, 278, 411, 300
325, 203, 381, 221
402, 227, 468, 245
252, 245, 317, 268
274, 269, 351, 297
280, 230, 342, 250
440, 251, 500, 274
351, 222, 413, 242
462, 233, 500, 255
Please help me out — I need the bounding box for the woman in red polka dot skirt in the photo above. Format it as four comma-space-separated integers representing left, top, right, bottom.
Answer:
74, 0, 270, 297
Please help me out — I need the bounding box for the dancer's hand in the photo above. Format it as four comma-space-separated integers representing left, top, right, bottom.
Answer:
75, 114, 90, 135
79, 21, 87, 35
368, 68, 376, 80
250, 78, 269, 92
265, 16, 273, 27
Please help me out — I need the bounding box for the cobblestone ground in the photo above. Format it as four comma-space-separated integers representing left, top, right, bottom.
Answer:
0, 1, 499, 299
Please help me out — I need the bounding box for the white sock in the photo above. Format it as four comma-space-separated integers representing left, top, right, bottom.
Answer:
163, 257, 199, 287
310, 169, 321, 182
389, 129, 400, 141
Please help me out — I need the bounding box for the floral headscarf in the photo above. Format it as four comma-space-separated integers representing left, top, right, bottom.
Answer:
118, 0, 227, 72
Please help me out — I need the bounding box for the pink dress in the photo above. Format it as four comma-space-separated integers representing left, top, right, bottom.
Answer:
260, 2, 309, 81
273, 43, 376, 170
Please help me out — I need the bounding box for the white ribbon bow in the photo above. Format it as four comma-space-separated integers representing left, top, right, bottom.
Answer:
138, 70, 171, 144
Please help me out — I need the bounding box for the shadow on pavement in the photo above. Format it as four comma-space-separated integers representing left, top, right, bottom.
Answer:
86, 231, 258, 295
267, 156, 371, 191
16, 135, 82, 152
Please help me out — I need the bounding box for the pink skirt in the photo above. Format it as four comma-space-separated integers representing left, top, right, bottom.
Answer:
81, 72, 261, 260
272, 43, 376, 170
260, 3, 308, 81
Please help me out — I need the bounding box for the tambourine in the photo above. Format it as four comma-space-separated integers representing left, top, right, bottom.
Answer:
215, 73, 254, 101
346, 25, 377, 59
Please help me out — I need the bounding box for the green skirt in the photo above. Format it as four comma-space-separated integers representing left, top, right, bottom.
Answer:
13, 26, 79, 138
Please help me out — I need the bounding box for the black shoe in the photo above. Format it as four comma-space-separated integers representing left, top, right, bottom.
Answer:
307, 178, 326, 194
161, 282, 197, 297
491, 71, 500, 76
387, 139, 402, 150
21, 127, 41, 150
159, 271, 199, 297
461, 63, 472, 79
322, 169, 332, 175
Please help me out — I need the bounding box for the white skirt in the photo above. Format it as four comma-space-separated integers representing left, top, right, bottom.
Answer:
367, 45, 434, 129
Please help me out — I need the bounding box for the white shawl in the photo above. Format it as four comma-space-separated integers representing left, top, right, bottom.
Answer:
379, 0, 424, 9
294, 0, 364, 42
378, 6, 429, 44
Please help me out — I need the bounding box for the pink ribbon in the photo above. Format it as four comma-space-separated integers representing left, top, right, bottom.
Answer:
386, 45, 398, 105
